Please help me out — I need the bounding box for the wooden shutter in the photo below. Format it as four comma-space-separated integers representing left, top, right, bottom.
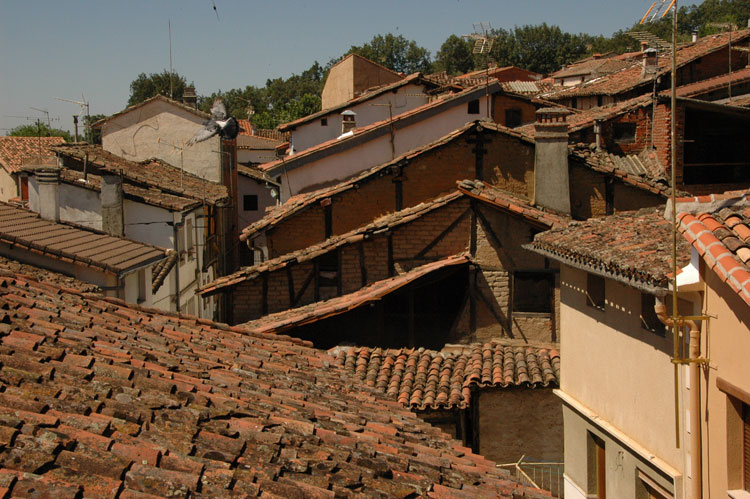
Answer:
743, 403, 750, 491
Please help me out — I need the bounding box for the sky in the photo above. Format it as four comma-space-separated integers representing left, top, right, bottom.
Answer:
1, 0, 688, 134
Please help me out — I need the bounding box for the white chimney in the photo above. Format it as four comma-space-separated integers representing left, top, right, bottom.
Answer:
35, 167, 61, 222
101, 172, 124, 236
341, 110, 357, 134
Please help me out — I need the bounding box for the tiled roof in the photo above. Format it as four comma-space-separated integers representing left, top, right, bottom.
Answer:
59, 168, 202, 212
259, 81, 502, 174
330, 342, 560, 410
664, 66, 750, 98
500, 81, 551, 95
0, 202, 168, 276
0, 137, 66, 173
241, 121, 534, 241
518, 94, 653, 138
237, 164, 279, 186
151, 250, 177, 293
279, 73, 434, 132
92, 95, 209, 127
243, 254, 471, 334
456, 180, 568, 228
543, 30, 750, 99
551, 56, 634, 79
52, 144, 229, 207
0, 255, 98, 293
528, 207, 691, 291
677, 191, 750, 306
204, 191, 467, 295
0, 270, 544, 498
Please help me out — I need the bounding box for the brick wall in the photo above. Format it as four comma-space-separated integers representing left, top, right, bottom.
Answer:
267, 205, 325, 257
484, 136, 535, 199
492, 94, 539, 127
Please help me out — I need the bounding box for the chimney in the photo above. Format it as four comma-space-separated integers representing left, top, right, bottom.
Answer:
101, 172, 124, 237
692, 30, 699, 43
533, 108, 571, 215
35, 166, 61, 222
183, 86, 197, 109
641, 47, 659, 79
341, 110, 357, 134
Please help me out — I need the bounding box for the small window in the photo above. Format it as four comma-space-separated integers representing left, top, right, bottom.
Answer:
613, 122, 637, 143
513, 272, 554, 313
586, 273, 605, 310
320, 118, 328, 126
597, 95, 603, 107
467, 99, 480, 114
640, 293, 666, 335
185, 218, 194, 253
587, 433, 606, 498
243, 194, 258, 211
137, 269, 146, 304
505, 108, 522, 128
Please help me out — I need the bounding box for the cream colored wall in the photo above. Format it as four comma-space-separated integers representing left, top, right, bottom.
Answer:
321, 57, 355, 110
559, 265, 682, 470
0, 170, 17, 201
101, 100, 221, 183
701, 267, 750, 497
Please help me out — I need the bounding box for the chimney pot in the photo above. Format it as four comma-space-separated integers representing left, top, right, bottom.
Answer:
101, 172, 124, 237
341, 109, 357, 134
34, 166, 61, 222
183, 86, 198, 109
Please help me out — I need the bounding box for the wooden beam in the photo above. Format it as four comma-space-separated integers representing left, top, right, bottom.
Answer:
336, 247, 343, 296
387, 232, 395, 277
261, 273, 268, 316
313, 260, 320, 301
359, 241, 367, 287
472, 282, 513, 338
292, 269, 314, 307
286, 265, 295, 307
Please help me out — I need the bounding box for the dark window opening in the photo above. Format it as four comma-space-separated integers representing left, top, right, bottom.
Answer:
20, 176, 28, 201
513, 272, 554, 313
683, 108, 750, 185
572, 97, 578, 109
640, 293, 666, 335
505, 108, 522, 128
613, 123, 636, 143
587, 273, 605, 310
587, 433, 606, 498
467, 99, 480, 114
243, 194, 258, 211
597, 95, 603, 107
320, 118, 328, 126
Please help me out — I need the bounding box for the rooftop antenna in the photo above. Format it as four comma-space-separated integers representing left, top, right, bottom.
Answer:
56, 95, 90, 143
169, 19, 174, 99
29, 107, 58, 128
463, 22, 494, 118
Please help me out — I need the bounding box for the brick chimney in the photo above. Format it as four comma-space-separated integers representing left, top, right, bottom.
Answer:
183, 86, 198, 109
341, 110, 357, 134
641, 47, 659, 79
35, 166, 61, 222
533, 108, 571, 215
101, 172, 124, 237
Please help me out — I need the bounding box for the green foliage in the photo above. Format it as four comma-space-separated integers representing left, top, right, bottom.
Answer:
433, 35, 476, 75
7, 122, 72, 142
84, 114, 107, 144
346, 33, 431, 74
127, 70, 188, 107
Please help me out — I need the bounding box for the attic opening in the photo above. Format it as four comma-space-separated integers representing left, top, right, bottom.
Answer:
285, 264, 468, 350
682, 107, 750, 185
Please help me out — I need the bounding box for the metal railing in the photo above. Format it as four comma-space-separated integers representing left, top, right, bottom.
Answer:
497, 455, 564, 497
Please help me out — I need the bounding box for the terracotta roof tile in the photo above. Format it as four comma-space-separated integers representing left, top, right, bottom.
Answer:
677, 190, 750, 306
542, 30, 750, 99
330, 342, 560, 410
0, 202, 168, 276
528, 206, 691, 290
0, 270, 544, 497
0, 137, 66, 173
52, 144, 229, 207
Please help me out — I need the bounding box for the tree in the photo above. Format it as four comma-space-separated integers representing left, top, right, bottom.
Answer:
8, 122, 73, 142
346, 34, 431, 74
127, 70, 188, 107
84, 114, 107, 144
433, 35, 475, 75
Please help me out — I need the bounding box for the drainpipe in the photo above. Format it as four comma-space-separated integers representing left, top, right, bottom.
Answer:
654, 297, 701, 498
173, 217, 182, 314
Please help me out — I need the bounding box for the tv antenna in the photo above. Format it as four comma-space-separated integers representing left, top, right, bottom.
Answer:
464, 22, 494, 55
56, 94, 91, 142
639, 0, 675, 24
29, 107, 59, 127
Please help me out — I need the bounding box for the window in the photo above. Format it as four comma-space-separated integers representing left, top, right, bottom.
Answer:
587, 433, 606, 498
505, 108, 522, 128
467, 99, 480, 114
320, 118, 328, 126
513, 272, 554, 313
636, 471, 673, 499
586, 273, 605, 310
20, 176, 29, 201
243, 194, 259, 211
613, 123, 637, 143
137, 269, 146, 304
185, 218, 194, 254
640, 293, 666, 335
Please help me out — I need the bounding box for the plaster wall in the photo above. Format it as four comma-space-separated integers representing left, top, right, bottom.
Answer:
321, 55, 403, 110
700, 266, 750, 497
237, 175, 277, 231
101, 99, 221, 182
559, 265, 681, 470
290, 83, 428, 152
279, 98, 489, 200
0, 170, 17, 202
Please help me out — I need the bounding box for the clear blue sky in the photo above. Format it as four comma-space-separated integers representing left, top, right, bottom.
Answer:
1, 0, 687, 134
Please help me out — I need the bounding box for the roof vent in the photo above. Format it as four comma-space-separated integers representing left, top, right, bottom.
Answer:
341, 110, 357, 134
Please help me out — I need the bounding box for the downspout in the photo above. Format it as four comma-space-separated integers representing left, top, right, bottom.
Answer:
173, 218, 182, 314
654, 297, 702, 498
